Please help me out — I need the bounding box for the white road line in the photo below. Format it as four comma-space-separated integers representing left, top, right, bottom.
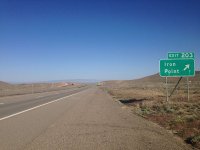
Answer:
0, 91, 83, 121
0, 103, 4, 105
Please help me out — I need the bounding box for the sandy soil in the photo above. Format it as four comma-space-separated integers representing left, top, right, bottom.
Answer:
101, 74, 200, 149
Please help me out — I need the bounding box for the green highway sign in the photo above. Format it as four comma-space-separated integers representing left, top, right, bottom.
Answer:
160, 59, 195, 77
168, 52, 194, 59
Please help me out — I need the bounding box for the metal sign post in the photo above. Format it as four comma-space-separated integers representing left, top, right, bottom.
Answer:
169, 77, 183, 98
160, 52, 195, 102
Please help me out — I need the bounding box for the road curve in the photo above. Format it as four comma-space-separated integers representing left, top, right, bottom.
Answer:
0, 87, 192, 150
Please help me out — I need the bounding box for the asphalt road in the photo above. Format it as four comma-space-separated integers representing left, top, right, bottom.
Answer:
0, 86, 192, 150
0, 86, 88, 119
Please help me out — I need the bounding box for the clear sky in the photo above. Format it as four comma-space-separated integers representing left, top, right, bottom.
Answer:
0, 0, 200, 83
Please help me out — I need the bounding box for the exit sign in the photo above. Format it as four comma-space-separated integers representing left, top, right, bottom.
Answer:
160, 59, 195, 77
168, 52, 194, 59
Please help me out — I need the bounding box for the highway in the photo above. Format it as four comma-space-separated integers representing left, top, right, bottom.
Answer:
0, 86, 192, 150
0, 86, 88, 120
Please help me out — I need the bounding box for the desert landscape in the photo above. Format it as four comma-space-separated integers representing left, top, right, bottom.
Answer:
101, 71, 200, 149
0, 81, 85, 97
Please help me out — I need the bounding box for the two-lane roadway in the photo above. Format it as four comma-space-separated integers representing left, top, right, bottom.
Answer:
0, 86, 88, 120
0, 86, 192, 150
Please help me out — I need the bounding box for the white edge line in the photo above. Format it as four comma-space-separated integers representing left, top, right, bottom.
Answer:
0, 91, 82, 121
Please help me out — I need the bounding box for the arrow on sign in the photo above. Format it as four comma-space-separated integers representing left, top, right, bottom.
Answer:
184, 64, 190, 71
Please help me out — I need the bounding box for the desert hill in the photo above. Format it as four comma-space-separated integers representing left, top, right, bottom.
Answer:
103, 71, 200, 88
0, 81, 11, 89
135, 71, 200, 82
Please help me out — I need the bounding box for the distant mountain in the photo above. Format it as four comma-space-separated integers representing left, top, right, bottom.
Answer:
63, 79, 102, 83
38, 79, 102, 84
12, 79, 102, 84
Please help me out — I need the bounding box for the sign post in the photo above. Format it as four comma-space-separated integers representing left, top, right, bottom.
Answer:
160, 52, 195, 101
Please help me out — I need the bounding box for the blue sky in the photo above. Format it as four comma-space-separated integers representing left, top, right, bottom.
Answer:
0, 0, 200, 82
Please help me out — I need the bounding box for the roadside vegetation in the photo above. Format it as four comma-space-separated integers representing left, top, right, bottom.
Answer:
101, 72, 200, 149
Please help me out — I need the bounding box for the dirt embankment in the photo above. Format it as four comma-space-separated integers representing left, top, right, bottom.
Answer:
101, 71, 200, 149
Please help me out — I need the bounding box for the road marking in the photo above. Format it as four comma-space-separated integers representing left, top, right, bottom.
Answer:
0, 91, 83, 121
0, 103, 4, 105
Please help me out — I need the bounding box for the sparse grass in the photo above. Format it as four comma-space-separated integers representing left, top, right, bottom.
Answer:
102, 81, 200, 149
186, 135, 200, 147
